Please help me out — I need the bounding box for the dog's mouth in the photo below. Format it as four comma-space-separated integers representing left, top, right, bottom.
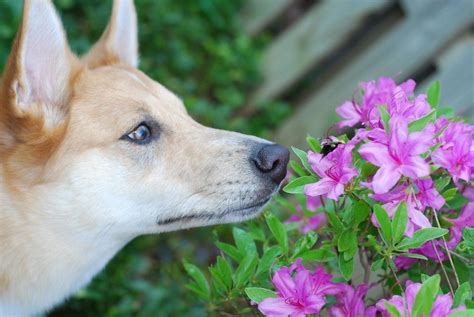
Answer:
156, 196, 272, 227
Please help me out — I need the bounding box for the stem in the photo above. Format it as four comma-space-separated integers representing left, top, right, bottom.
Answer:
431, 240, 455, 296
432, 208, 461, 288
359, 247, 371, 284
387, 257, 408, 315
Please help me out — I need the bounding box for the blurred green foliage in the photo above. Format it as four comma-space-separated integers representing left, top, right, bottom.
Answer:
0, 0, 289, 316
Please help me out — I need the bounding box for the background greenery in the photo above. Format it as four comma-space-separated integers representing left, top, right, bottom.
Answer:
0, 0, 289, 316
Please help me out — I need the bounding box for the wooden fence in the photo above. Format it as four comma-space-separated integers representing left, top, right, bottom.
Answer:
240, 0, 474, 148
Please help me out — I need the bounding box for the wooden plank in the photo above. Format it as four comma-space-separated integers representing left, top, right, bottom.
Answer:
240, 0, 290, 36
275, 0, 474, 148
418, 37, 474, 122
251, 0, 391, 104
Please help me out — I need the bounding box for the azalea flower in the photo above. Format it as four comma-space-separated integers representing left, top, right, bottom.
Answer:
336, 77, 428, 129
368, 280, 461, 316
370, 178, 444, 236
305, 143, 358, 200
328, 284, 369, 317
258, 259, 342, 317
286, 196, 326, 233
431, 119, 474, 182
359, 115, 432, 193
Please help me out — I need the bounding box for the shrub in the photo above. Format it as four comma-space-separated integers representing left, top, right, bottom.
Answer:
185, 78, 474, 316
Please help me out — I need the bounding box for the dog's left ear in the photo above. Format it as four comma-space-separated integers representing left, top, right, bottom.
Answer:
83, 0, 138, 68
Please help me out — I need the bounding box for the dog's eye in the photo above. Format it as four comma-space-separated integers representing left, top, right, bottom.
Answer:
124, 123, 152, 144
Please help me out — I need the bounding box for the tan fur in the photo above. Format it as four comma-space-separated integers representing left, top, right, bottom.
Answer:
0, 1, 285, 316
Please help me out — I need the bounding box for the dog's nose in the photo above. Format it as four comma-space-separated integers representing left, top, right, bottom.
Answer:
252, 144, 290, 184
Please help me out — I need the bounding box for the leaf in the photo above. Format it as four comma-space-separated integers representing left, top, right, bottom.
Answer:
371, 257, 384, 272
265, 213, 289, 255
462, 227, 474, 248
289, 160, 307, 177
434, 176, 451, 192
338, 230, 355, 252
283, 176, 317, 194
233, 227, 257, 255
292, 232, 318, 259
448, 310, 474, 317
352, 200, 371, 226
384, 301, 402, 317
412, 275, 440, 317
378, 105, 390, 134
183, 261, 210, 299
215, 242, 243, 262
453, 282, 472, 308
256, 246, 281, 276
233, 253, 258, 288
374, 205, 392, 246
306, 135, 321, 153
292, 147, 314, 175
442, 188, 458, 201
409, 111, 436, 132
397, 228, 449, 250
392, 201, 408, 244
338, 254, 354, 281
327, 212, 344, 233
427, 80, 441, 108
245, 287, 277, 304
299, 248, 336, 262
398, 253, 428, 260
216, 256, 233, 289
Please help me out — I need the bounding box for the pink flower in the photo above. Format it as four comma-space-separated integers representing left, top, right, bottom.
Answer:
328, 284, 369, 317
336, 77, 426, 129
305, 144, 358, 200
258, 259, 342, 317
286, 197, 326, 233
369, 280, 461, 317
431, 119, 474, 182
359, 116, 432, 193
370, 178, 444, 236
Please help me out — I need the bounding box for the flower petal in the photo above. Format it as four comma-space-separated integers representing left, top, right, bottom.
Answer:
305, 178, 336, 197
258, 298, 300, 317
372, 165, 401, 194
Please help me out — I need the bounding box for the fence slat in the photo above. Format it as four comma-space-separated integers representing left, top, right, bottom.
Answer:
251, 0, 391, 105
418, 37, 474, 122
240, 0, 290, 36
275, 0, 474, 148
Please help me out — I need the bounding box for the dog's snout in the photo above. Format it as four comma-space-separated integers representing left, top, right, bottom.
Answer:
252, 144, 290, 184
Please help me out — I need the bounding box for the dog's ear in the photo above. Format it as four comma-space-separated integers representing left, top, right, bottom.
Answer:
1, 0, 76, 120
83, 0, 138, 68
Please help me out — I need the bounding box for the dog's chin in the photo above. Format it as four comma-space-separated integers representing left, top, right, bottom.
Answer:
155, 197, 272, 233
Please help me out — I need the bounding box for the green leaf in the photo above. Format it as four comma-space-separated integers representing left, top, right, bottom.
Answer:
283, 176, 317, 194
338, 254, 354, 281
292, 147, 314, 174
384, 301, 401, 317
412, 275, 440, 317
371, 257, 384, 272
453, 282, 472, 308
378, 105, 390, 134
374, 205, 392, 246
216, 256, 233, 289
409, 111, 436, 132
244, 287, 277, 304
233, 253, 258, 288
398, 253, 428, 260
265, 213, 289, 255
352, 200, 371, 226
434, 176, 451, 192
462, 227, 474, 248
215, 242, 243, 262
397, 228, 449, 250
292, 232, 318, 259
233, 227, 257, 255
442, 188, 458, 201
448, 310, 474, 317
392, 201, 408, 244
289, 160, 307, 177
427, 80, 441, 108
183, 261, 210, 299
327, 212, 344, 233
306, 135, 321, 153
256, 246, 281, 276
299, 248, 336, 262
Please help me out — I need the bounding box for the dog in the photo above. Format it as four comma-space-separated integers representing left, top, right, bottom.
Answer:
0, 0, 289, 315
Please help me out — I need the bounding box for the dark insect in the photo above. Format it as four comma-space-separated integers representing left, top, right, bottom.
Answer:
320, 138, 343, 157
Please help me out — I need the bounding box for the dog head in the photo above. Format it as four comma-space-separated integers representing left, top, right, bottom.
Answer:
0, 0, 289, 237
